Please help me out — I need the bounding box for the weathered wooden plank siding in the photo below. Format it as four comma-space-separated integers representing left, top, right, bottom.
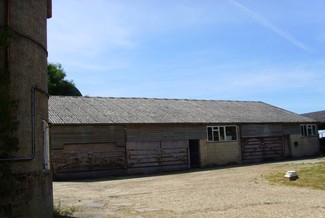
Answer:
241, 136, 284, 163
50, 125, 126, 149
52, 142, 126, 180
126, 124, 206, 142
282, 124, 300, 135
241, 124, 283, 137
126, 140, 189, 174
50, 123, 319, 180
50, 124, 126, 180
240, 124, 285, 163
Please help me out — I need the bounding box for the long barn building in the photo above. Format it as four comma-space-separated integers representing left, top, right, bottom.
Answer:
49, 96, 320, 180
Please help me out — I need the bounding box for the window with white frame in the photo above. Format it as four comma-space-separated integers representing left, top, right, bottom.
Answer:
207, 126, 238, 142
300, 124, 317, 137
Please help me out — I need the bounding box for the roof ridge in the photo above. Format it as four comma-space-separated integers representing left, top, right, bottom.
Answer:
302, 110, 325, 115
49, 95, 261, 103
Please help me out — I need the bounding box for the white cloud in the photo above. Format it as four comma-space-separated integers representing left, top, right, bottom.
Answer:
229, 0, 313, 53
47, 0, 325, 113
48, 1, 138, 59
229, 71, 314, 91
48, 0, 241, 59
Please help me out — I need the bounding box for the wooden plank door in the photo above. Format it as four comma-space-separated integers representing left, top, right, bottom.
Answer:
241, 136, 284, 163
127, 140, 189, 174
52, 142, 126, 179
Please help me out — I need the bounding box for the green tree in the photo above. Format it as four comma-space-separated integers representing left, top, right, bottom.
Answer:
48, 63, 82, 96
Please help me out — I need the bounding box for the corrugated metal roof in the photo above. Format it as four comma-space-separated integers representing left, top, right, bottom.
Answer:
49, 96, 315, 124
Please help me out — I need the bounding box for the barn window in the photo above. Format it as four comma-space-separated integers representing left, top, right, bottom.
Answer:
300, 124, 317, 137
207, 126, 237, 142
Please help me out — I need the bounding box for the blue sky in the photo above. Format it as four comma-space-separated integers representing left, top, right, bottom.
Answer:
48, 0, 325, 114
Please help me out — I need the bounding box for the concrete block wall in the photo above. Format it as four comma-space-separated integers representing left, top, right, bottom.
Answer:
199, 140, 241, 167
289, 135, 320, 158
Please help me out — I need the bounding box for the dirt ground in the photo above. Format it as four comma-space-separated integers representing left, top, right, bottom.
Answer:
53, 159, 325, 218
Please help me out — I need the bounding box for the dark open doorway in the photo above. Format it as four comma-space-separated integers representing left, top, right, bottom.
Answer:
189, 139, 200, 168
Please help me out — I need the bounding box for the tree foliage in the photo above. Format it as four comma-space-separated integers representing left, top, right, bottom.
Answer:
48, 63, 82, 96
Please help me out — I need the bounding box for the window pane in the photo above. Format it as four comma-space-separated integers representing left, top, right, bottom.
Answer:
207, 127, 213, 141
207, 126, 239, 141
213, 129, 219, 141
219, 127, 225, 141
300, 125, 304, 136
303, 125, 307, 136
307, 125, 313, 136
226, 126, 237, 141
312, 125, 316, 136
301, 124, 317, 137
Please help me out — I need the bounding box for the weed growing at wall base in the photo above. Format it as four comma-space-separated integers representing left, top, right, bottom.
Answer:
54, 201, 76, 218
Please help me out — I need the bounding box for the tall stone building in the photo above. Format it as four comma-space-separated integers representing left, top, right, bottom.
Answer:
0, 0, 53, 217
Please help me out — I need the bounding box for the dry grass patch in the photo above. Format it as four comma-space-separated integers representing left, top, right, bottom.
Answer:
54, 201, 76, 218
264, 159, 325, 190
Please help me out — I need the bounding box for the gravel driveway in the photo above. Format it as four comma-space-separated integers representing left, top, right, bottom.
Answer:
53, 159, 325, 218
